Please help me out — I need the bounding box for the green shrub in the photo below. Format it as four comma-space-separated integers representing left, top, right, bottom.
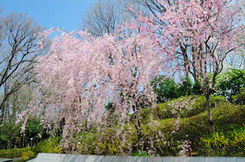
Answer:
56, 101, 245, 156
151, 76, 204, 103
215, 69, 245, 102
0, 118, 49, 149
20, 150, 36, 161
232, 88, 245, 105
139, 106, 158, 124
0, 147, 31, 159
210, 95, 227, 106
0, 123, 21, 149
178, 103, 244, 143
78, 132, 100, 155
141, 119, 181, 156
199, 127, 245, 156
78, 124, 138, 155
24, 118, 45, 142
0, 135, 8, 149
33, 137, 62, 154
141, 103, 245, 155
132, 152, 149, 156
178, 78, 194, 97
212, 103, 245, 126
192, 82, 203, 95
140, 96, 204, 123
151, 76, 179, 103
140, 95, 227, 124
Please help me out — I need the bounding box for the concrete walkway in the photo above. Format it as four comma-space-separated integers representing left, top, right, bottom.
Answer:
0, 158, 12, 162
28, 153, 245, 162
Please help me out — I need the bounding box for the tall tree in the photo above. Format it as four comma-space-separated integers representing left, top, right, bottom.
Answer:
81, 0, 147, 37
133, 0, 244, 132
19, 26, 162, 151
81, 0, 124, 37
0, 13, 42, 124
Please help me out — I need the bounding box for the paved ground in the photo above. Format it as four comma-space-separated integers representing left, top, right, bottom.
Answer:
28, 153, 245, 162
0, 158, 12, 162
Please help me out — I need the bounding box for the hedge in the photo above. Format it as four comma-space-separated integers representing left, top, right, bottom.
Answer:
0, 147, 31, 159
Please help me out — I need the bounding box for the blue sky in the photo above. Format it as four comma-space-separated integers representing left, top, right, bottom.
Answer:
0, 0, 96, 32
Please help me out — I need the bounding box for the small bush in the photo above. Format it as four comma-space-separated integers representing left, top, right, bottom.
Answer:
151, 76, 179, 103
0, 147, 31, 159
78, 124, 138, 155
151, 76, 202, 103
141, 119, 181, 156
0, 118, 49, 150
20, 150, 36, 161
210, 95, 227, 106
33, 137, 62, 154
141, 96, 204, 122
215, 69, 245, 102
132, 152, 149, 156
232, 88, 245, 105
199, 127, 245, 156
0, 123, 21, 149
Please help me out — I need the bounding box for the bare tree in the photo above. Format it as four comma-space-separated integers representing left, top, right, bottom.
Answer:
81, 0, 127, 37
1, 82, 36, 123
222, 0, 245, 70
0, 13, 42, 124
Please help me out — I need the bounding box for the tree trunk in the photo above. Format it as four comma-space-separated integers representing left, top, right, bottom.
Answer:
0, 106, 5, 124
132, 104, 143, 151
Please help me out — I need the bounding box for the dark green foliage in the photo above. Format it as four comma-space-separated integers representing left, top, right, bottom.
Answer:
0, 123, 20, 149
177, 78, 193, 96
192, 82, 203, 95
215, 69, 245, 102
132, 152, 149, 156
105, 102, 115, 113
0, 118, 49, 149
152, 70, 245, 104
151, 76, 202, 103
151, 76, 179, 103
232, 88, 245, 105
24, 118, 47, 143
